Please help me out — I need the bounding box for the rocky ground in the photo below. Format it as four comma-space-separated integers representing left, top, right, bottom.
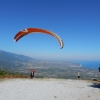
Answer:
0, 78, 100, 100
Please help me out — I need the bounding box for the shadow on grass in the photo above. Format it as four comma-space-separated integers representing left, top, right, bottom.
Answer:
89, 83, 100, 89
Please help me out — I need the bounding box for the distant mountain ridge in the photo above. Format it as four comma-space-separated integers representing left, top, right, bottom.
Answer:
0, 50, 35, 71
0, 50, 81, 69
0, 50, 82, 72
0, 50, 33, 62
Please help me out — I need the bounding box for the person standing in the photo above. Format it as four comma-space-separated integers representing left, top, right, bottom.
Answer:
77, 72, 80, 79
30, 70, 34, 78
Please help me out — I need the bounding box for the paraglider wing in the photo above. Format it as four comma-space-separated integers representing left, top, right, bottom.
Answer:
14, 28, 64, 49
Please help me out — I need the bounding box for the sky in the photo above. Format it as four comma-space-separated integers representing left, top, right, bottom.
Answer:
0, 0, 100, 61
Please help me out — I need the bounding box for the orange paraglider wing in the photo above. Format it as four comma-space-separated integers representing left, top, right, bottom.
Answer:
14, 28, 64, 49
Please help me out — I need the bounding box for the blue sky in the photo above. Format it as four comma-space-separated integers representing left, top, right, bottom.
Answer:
0, 0, 100, 61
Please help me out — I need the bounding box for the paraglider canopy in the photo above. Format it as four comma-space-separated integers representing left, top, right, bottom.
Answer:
14, 28, 64, 49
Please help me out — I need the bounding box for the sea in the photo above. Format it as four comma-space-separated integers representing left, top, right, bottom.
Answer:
74, 60, 100, 69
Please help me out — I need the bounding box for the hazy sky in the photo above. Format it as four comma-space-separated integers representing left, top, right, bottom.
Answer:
0, 0, 100, 61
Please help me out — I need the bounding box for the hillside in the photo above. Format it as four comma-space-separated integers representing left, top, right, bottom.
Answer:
0, 50, 100, 79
